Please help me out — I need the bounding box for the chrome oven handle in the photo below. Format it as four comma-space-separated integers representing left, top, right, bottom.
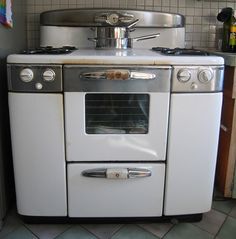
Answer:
80, 70, 156, 80
82, 168, 152, 179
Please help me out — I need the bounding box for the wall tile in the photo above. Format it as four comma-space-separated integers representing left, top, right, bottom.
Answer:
25, 0, 236, 49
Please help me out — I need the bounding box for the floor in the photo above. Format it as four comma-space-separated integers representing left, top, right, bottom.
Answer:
0, 198, 236, 239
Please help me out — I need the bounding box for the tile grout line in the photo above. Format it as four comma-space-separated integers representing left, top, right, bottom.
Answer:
79, 224, 107, 239
1, 213, 38, 239
189, 222, 217, 238
109, 224, 127, 239
162, 222, 177, 239
135, 223, 162, 239
23, 223, 42, 239
160, 223, 175, 239
109, 224, 125, 239
53, 224, 74, 239
213, 214, 229, 239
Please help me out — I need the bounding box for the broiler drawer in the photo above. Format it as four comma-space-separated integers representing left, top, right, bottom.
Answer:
67, 163, 165, 218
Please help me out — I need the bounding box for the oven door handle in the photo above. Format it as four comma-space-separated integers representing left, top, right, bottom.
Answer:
80, 70, 156, 80
82, 168, 152, 179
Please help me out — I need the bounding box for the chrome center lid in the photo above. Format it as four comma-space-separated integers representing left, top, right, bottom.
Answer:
40, 8, 185, 28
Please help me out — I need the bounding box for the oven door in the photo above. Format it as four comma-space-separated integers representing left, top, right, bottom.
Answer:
64, 66, 171, 162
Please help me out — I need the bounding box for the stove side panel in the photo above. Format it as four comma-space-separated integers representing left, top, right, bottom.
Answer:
8, 93, 67, 216
164, 93, 222, 215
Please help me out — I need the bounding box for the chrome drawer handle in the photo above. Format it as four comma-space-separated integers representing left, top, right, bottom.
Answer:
82, 168, 152, 179
80, 70, 156, 80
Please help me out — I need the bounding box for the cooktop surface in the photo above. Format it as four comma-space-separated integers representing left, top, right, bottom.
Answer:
8, 48, 224, 65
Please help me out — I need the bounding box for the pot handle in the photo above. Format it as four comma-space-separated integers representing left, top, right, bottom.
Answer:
127, 19, 140, 29
133, 33, 160, 42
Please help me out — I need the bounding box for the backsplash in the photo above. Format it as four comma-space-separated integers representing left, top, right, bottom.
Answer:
26, 0, 236, 49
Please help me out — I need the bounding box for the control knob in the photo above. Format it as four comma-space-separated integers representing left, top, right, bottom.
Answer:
198, 69, 213, 83
20, 68, 34, 82
177, 69, 191, 82
43, 69, 56, 82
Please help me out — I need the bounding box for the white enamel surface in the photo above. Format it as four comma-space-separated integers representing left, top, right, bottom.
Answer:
64, 92, 169, 162
40, 26, 185, 49
8, 93, 67, 216
7, 49, 224, 65
164, 93, 222, 215
68, 163, 165, 217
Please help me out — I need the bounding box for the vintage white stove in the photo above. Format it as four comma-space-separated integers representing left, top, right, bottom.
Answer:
7, 9, 224, 222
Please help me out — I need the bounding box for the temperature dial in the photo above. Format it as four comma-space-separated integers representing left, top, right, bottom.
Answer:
177, 69, 191, 83
20, 68, 34, 82
198, 69, 213, 83
43, 69, 56, 82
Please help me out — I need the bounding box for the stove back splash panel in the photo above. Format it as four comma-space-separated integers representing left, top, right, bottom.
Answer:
6, 9, 224, 222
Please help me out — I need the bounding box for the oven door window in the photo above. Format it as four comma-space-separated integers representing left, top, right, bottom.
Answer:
85, 94, 149, 134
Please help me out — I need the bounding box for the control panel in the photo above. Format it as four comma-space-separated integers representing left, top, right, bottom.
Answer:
7, 65, 62, 92
172, 66, 224, 93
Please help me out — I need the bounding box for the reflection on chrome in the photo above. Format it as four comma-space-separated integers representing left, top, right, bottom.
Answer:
115, 50, 128, 56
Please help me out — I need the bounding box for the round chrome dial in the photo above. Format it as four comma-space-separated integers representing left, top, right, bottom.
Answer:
20, 68, 34, 82
107, 13, 119, 25
43, 69, 55, 82
177, 69, 191, 83
198, 69, 213, 83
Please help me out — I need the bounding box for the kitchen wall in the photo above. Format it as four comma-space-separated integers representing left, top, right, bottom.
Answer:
26, 0, 236, 49
0, 0, 27, 221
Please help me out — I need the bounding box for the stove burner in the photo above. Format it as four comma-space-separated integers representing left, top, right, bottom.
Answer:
21, 46, 77, 55
152, 47, 209, 56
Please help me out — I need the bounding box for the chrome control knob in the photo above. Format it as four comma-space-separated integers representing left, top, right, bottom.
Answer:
43, 69, 55, 82
177, 69, 191, 82
198, 69, 213, 83
20, 68, 34, 82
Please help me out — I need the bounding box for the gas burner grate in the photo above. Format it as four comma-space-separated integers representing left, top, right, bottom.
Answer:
152, 47, 209, 56
21, 46, 77, 55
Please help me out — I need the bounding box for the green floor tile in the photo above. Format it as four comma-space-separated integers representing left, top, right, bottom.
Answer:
193, 209, 226, 235
81, 224, 122, 239
212, 200, 236, 214
3, 226, 38, 239
56, 225, 98, 239
163, 223, 214, 239
229, 205, 236, 219
111, 225, 160, 239
217, 216, 236, 239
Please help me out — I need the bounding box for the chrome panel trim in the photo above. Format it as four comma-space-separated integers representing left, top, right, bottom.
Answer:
7, 64, 63, 92
172, 65, 224, 93
64, 65, 171, 92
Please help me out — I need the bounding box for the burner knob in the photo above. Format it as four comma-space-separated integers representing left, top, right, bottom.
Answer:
43, 69, 55, 82
198, 69, 213, 83
20, 68, 34, 82
177, 69, 191, 82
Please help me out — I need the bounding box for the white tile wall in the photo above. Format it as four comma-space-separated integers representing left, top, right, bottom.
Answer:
25, 0, 236, 49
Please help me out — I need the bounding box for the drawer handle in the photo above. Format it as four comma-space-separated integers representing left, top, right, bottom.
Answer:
80, 70, 156, 80
82, 168, 152, 179
220, 124, 228, 132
